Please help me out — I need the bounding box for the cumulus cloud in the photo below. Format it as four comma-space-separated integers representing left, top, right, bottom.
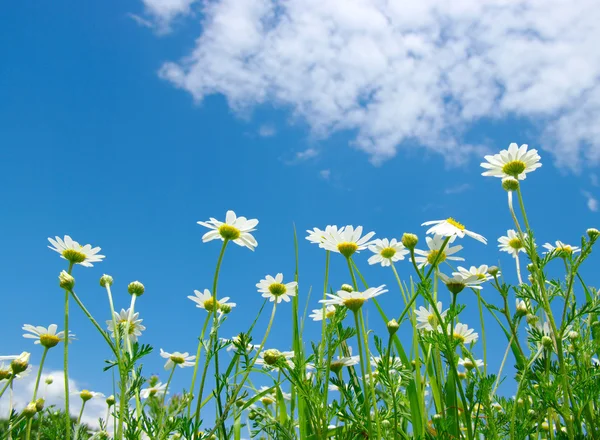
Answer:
0, 367, 108, 430
145, 0, 600, 170
583, 191, 599, 212
140, 0, 197, 31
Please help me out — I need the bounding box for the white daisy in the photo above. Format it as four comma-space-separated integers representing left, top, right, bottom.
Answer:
0, 362, 12, 381
515, 299, 530, 316
308, 305, 336, 321
306, 226, 343, 246
422, 219, 487, 244
329, 348, 360, 372
498, 230, 528, 258
448, 323, 479, 345
74, 389, 105, 401
480, 143, 542, 180
458, 358, 484, 370
413, 235, 464, 269
367, 238, 409, 267
255, 349, 295, 368
256, 273, 297, 304
197, 210, 258, 251
140, 382, 168, 399
159, 349, 195, 370
47, 235, 105, 267
188, 289, 236, 313
543, 241, 581, 256
106, 309, 146, 343
22, 324, 74, 349
415, 302, 448, 331
223, 335, 260, 353
439, 272, 483, 294
320, 285, 387, 312
453, 266, 493, 284
320, 225, 375, 258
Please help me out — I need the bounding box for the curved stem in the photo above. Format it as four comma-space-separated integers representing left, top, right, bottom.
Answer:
157, 367, 176, 438
514, 253, 523, 285
187, 316, 210, 417
76, 401, 87, 426
69, 290, 116, 356
25, 347, 49, 440
475, 291, 487, 376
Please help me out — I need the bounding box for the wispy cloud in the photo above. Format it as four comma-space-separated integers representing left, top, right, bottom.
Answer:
444, 183, 471, 195
127, 13, 154, 29
258, 124, 276, 137
320, 169, 331, 180
146, 0, 600, 171
583, 191, 599, 212
138, 0, 197, 32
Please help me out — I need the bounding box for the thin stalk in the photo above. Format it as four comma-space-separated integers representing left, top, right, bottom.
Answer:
475, 291, 487, 376
360, 310, 382, 439
157, 367, 176, 438
63, 261, 74, 440
25, 347, 49, 440
491, 335, 514, 397
69, 290, 116, 355
0, 376, 14, 399
76, 401, 87, 426
320, 251, 330, 435
187, 316, 210, 417
353, 310, 372, 434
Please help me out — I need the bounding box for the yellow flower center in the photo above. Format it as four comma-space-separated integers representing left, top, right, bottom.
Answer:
508, 238, 523, 249
427, 314, 438, 327
337, 242, 358, 258
476, 273, 487, 280
170, 355, 185, 365
80, 390, 93, 402
453, 332, 466, 344
426, 250, 446, 266
62, 249, 87, 264
263, 349, 282, 365
268, 283, 287, 297
380, 247, 396, 259
202, 297, 219, 312
40, 334, 61, 348
218, 224, 241, 241
502, 160, 526, 177
0, 369, 11, 380
260, 396, 275, 406
446, 218, 465, 230
343, 297, 366, 312
118, 319, 136, 335
557, 245, 573, 255
325, 309, 336, 319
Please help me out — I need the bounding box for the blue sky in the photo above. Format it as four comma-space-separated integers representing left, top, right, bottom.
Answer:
1, 0, 599, 424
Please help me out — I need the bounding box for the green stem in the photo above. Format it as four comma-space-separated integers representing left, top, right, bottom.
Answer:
475, 291, 487, 376
346, 257, 358, 290
63, 260, 74, 440
25, 347, 49, 440
353, 310, 371, 434
0, 376, 14, 400
157, 366, 176, 438
187, 316, 210, 417
76, 401, 87, 426
320, 251, 330, 435
69, 290, 117, 356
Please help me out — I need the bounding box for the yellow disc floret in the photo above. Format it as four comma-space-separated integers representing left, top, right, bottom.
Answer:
218, 224, 241, 241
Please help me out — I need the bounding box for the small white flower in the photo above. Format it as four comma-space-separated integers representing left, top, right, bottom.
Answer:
439, 272, 483, 294
198, 210, 258, 251
498, 230, 528, 258
453, 266, 493, 284
255, 350, 294, 369
458, 358, 484, 370
413, 235, 464, 268
320, 285, 387, 312
22, 324, 74, 349
422, 219, 487, 244
308, 305, 336, 321
140, 382, 168, 399
256, 273, 297, 304
480, 143, 542, 180
306, 226, 343, 246
223, 335, 260, 353
73, 389, 105, 401
159, 349, 195, 370
448, 323, 479, 345
48, 235, 105, 267
319, 225, 375, 258
188, 289, 236, 313
542, 241, 581, 256
415, 302, 448, 331
367, 238, 409, 267
330, 348, 360, 372
106, 309, 146, 343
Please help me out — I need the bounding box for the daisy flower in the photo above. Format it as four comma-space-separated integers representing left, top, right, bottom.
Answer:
140, 382, 168, 399
320, 285, 387, 312
480, 143, 542, 180
308, 305, 336, 321
453, 265, 493, 284
188, 289, 236, 313
320, 225, 375, 258
458, 358, 484, 371
223, 335, 260, 353
367, 238, 409, 267
197, 210, 258, 251
449, 323, 479, 345
106, 309, 146, 343
306, 226, 343, 246
160, 349, 195, 370
413, 235, 464, 269
422, 219, 487, 244
329, 348, 359, 373
543, 241, 581, 257
255, 349, 294, 368
498, 230, 528, 258
74, 389, 105, 401
22, 324, 75, 349
47, 235, 105, 267
439, 272, 482, 294
256, 273, 297, 303
0, 352, 30, 375
0, 362, 11, 381
415, 302, 448, 331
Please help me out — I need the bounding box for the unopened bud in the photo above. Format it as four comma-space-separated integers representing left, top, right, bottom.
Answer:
80, 390, 93, 402
526, 314, 538, 325
59, 271, 75, 290
541, 336, 553, 350
23, 402, 37, 419
401, 233, 418, 250
10, 352, 30, 374
220, 303, 233, 314
263, 349, 282, 365
45, 376, 54, 385
35, 398, 45, 412
149, 375, 160, 387
568, 331, 578, 341
487, 266, 499, 277
502, 177, 519, 192
387, 319, 399, 335
340, 284, 353, 293
100, 274, 113, 287
128, 281, 145, 296
106, 395, 115, 406
587, 228, 599, 241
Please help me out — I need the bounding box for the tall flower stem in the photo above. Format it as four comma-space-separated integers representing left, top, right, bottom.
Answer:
0, 376, 14, 399
63, 261, 74, 440
352, 310, 371, 434
25, 347, 49, 440
76, 401, 87, 426
319, 251, 330, 435
187, 317, 210, 417
156, 367, 176, 438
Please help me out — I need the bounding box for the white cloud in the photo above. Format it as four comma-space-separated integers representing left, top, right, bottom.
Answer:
320, 169, 331, 180
149, 0, 600, 170
140, 0, 197, 31
444, 183, 471, 194
0, 367, 108, 430
583, 191, 599, 212
258, 124, 276, 137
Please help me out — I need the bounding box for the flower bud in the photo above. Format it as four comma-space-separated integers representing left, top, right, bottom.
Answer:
340, 284, 353, 293
515, 300, 529, 317
106, 395, 115, 406
80, 390, 93, 402
0, 368, 11, 381
263, 349, 282, 365
502, 177, 519, 192
487, 266, 499, 277
401, 233, 418, 250
128, 281, 145, 296
35, 398, 45, 412
100, 274, 113, 287
568, 331, 578, 341
457, 372, 467, 380
387, 319, 399, 335
462, 359, 475, 370
587, 228, 599, 241
23, 402, 37, 419
11, 352, 30, 374
445, 281, 465, 295
59, 271, 75, 290
220, 303, 233, 314
149, 375, 160, 387
248, 411, 258, 420
235, 399, 246, 408
45, 376, 53, 385
526, 314, 538, 325
541, 336, 553, 350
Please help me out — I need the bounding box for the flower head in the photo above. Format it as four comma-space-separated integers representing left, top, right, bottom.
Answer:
422, 219, 487, 244
127, 281, 145, 296
413, 235, 464, 269
75, 389, 105, 402
306, 226, 342, 246
320, 285, 387, 312
458, 358, 484, 371
140, 382, 168, 399
308, 305, 336, 321
543, 241, 581, 257
0, 352, 31, 375
58, 271, 75, 290
106, 309, 146, 343
319, 226, 375, 258
188, 289, 236, 313
22, 324, 74, 349
159, 349, 195, 370
481, 143, 542, 180
198, 210, 258, 250
449, 323, 479, 345
255, 349, 294, 369
256, 273, 297, 303
498, 230, 528, 258
48, 235, 104, 267
367, 238, 409, 267
330, 348, 359, 373
439, 272, 483, 294
223, 335, 260, 353
415, 302, 448, 331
